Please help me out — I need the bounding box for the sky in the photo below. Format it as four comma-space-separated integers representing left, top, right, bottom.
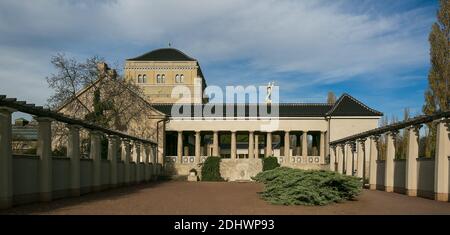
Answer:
0, 0, 440, 122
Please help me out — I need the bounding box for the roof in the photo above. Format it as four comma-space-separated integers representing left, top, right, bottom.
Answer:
326, 93, 383, 116
151, 103, 333, 118
127, 48, 197, 61
150, 94, 382, 118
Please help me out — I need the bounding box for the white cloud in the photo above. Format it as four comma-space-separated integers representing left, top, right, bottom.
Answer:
0, 0, 435, 105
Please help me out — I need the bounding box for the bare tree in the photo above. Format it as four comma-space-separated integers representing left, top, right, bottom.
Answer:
327, 91, 337, 104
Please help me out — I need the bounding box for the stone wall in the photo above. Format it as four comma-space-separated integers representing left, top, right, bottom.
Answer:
219, 159, 263, 181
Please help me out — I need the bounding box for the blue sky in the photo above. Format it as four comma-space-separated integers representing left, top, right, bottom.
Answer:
0, 0, 440, 122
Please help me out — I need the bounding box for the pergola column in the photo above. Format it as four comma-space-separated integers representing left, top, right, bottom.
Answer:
248, 131, 254, 159
133, 141, 141, 184
143, 144, 152, 182
213, 131, 219, 156
67, 125, 81, 196
195, 131, 201, 163
0, 107, 14, 209
107, 135, 118, 188
356, 139, 366, 178
369, 136, 379, 190
231, 131, 237, 159
284, 131, 290, 159
122, 139, 131, 185
385, 131, 397, 192
254, 134, 259, 158
177, 131, 183, 163
319, 131, 325, 163
266, 132, 272, 157
406, 125, 420, 196
36, 117, 53, 202
434, 119, 449, 201
90, 130, 102, 192
337, 145, 344, 174
302, 131, 308, 157
329, 145, 336, 171
345, 142, 353, 176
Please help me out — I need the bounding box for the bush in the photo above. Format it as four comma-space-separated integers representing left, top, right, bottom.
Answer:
262, 156, 280, 171
201, 156, 224, 181
253, 167, 362, 206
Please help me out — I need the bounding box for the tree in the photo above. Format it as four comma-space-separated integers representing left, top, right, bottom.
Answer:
422, 0, 449, 158
327, 91, 337, 104
46, 53, 103, 109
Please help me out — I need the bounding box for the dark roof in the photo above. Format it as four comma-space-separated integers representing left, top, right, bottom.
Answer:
326, 93, 383, 116
151, 103, 331, 118
127, 48, 197, 61
151, 94, 382, 118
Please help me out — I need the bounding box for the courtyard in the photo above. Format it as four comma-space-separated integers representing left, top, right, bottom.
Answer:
2, 181, 450, 215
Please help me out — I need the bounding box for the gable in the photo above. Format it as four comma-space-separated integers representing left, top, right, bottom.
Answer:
326, 93, 383, 117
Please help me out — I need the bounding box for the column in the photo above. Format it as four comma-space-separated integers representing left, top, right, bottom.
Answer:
36, 117, 53, 202
133, 141, 141, 184
356, 139, 366, 178
143, 144, 150, 182
0, 107, 14, 209
406, 125, 420, 196
345, 142, 353, 176
122, 139, 131, 185
67, 125, 81, 196
248, 131, 254, 159
385, 131, 397, 192
90, 130, 102, 192
319, 131, 325, 164
369, 136, 379, 190
195, 131, 201, 163
254, 134, 259, 159
337, 145, 344, 174
213, 131, 219, 156
284, 131, 290, 161
231, 131, 237, 159
329, 145, 336, 171
302, 131, 308, 157
177, 131, 183, 163
266, 132, 272, 157
434, 119, 449, 201
107, 135, 118, 188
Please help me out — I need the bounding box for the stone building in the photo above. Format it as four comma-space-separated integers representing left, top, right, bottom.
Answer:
59, 47, 382, 181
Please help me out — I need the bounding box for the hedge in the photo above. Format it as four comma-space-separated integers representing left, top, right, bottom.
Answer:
253, 167, 362, 206
201, 156, 224, 181
262, 156, 280, 171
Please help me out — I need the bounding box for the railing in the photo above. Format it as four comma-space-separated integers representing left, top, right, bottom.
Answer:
329, 111, 450, 202
0, 95, 161, 209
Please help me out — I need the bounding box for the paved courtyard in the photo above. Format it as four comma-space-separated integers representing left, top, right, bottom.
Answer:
3, 181, 450, 215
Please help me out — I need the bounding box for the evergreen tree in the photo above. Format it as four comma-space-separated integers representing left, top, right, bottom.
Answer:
423, 0, 449, 158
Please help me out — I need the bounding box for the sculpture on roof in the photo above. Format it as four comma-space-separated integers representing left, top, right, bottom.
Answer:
265, 81, 275, 104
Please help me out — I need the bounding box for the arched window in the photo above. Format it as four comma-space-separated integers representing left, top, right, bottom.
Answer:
180, 74, 184, 83
137, 74, 142, 83
156, 74, 161, 83
142, 75, 147, 83
175, 74, 180, 83
161, 74, 166, 83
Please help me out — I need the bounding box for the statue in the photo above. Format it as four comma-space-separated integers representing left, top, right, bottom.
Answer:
265, 81, 274, 104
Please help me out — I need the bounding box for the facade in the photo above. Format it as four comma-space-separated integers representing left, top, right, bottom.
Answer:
124, 48, 208, 104
124, 48, 383, 181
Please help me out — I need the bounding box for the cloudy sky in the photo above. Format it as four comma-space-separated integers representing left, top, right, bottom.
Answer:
0, 0, 439, 121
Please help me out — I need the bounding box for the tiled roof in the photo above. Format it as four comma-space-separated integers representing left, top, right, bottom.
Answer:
127, 48, 197, 61
151, 94, 382, 118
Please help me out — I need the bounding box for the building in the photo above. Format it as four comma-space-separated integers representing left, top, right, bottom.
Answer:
123, 48, 383, 181
124, 48, 208, 104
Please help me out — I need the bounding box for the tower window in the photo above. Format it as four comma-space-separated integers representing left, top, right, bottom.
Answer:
142, 74, 147, 83
180, 74, 184, 83
137, 74, 142, 83
175, 74, 180, 83
161, 74, 166, 83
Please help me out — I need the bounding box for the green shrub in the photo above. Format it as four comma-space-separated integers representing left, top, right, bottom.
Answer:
262, 156, 280, 171
201, 156, 224, 181
253, 167, 362, 206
